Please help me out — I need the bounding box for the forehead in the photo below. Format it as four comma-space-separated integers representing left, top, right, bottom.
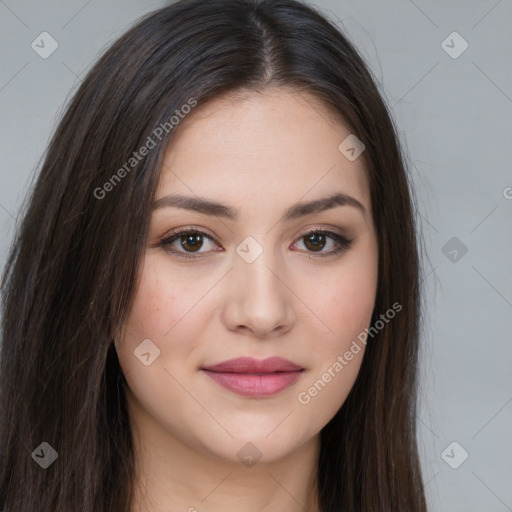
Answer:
157, 88, 370, 216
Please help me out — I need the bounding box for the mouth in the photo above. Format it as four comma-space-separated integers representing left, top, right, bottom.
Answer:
200, 356, 304, 398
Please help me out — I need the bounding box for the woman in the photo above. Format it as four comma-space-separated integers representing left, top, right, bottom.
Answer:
0, 0, 427, 510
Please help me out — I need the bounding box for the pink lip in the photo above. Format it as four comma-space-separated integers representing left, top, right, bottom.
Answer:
201, 357, 304, 398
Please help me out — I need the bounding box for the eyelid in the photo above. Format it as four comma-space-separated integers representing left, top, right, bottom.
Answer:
162, 225, 217, 242
291, 223, 348, 239
161, 223, 348, 242
157, 224, 352, 259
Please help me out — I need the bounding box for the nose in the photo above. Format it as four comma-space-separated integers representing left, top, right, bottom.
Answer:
221, 247, 295, 338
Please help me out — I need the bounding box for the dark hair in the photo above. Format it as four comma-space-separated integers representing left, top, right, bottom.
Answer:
0, 0, 427, 510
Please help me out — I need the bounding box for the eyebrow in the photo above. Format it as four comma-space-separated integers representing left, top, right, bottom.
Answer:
153, 191, 366, 221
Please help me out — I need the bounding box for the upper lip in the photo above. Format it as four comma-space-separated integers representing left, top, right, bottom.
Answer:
201, 357, 303, 373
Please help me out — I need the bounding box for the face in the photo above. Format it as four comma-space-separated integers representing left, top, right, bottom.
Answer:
115, 87, 378, 466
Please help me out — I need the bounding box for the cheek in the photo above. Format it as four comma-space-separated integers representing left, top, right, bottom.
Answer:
114, 257, 212, 431
337, 235, 378, 332
293, 239, 377, 416
331, 268, 377, 334
121, 255, 205, 342
293, 269, 376, 426
301, 250, 378, 346
115, 257, 197, 385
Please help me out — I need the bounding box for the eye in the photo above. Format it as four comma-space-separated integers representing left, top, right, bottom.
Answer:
158, 227, 220, 259
291, 229, 352, 258
157, 227, 353, 260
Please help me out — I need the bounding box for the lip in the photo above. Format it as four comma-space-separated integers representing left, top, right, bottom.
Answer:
201, 357, 304, 398
202, 356, 303, 373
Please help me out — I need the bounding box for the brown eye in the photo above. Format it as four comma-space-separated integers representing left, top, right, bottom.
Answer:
303, 232, 327, 252
178, 232, 204, 252
159, 228, 219, 259
158, 227, 352, 261
293, 229, 352, 257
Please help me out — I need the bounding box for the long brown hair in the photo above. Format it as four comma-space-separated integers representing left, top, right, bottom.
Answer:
0, 0, 427, 510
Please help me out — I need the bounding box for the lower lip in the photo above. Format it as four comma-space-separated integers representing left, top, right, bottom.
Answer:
201, 370, 303, 397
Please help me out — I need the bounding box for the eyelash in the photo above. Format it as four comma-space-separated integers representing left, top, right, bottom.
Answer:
158, 226, 353, 260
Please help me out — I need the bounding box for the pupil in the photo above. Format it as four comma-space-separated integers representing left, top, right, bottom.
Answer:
306, 233, 325, 251
182, 233, 202, 251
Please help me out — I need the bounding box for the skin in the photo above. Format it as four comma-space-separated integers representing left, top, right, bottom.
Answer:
115, 87, 379, 512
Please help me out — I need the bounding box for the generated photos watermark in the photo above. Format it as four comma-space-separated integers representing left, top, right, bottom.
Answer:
93, 97, 197, 200
297, 301, 402, 405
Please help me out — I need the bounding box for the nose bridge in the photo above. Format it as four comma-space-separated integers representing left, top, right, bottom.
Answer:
225, 235, 292, 335
235, 236, 283, 300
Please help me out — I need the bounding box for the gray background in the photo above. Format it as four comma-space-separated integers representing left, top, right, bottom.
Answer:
1, 0, 511, 510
